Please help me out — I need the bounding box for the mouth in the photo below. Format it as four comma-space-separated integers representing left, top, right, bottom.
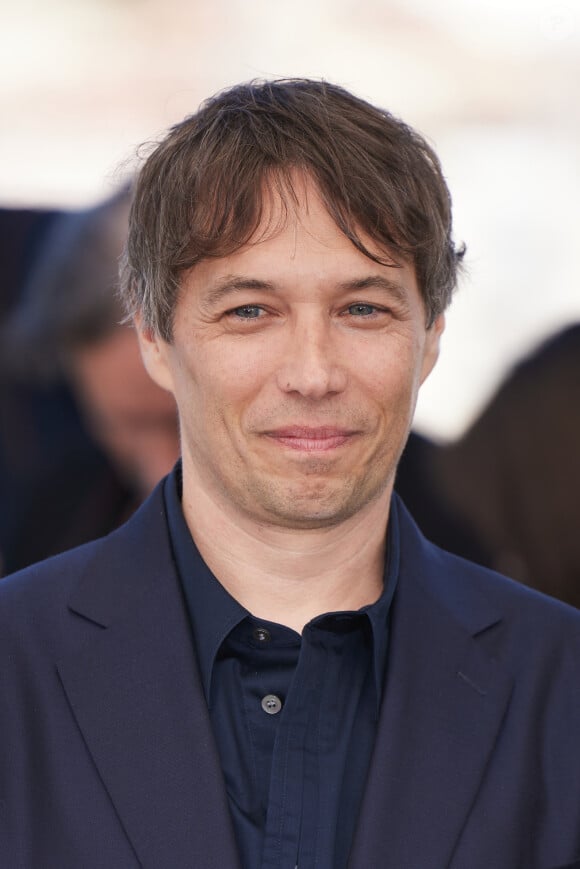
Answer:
263, 426, 359, 452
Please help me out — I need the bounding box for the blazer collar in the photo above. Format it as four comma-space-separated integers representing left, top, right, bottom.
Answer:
348, 497, 514, 869
57, 482, 242, 869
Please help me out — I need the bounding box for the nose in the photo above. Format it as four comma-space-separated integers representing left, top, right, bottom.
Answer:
275, 316, 347, 399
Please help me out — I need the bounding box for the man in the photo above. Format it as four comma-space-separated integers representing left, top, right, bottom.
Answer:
1, 80, 580, 869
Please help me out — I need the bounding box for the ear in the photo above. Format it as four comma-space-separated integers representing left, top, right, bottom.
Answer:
133, 315, 176, 394
420, 314, 445, 385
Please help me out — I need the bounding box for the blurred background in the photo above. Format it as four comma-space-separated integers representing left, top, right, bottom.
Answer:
2, 0, 579, 439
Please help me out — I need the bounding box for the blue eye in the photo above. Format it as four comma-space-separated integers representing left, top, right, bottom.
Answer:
348, 304, 376, 316
232, 305, 262, 319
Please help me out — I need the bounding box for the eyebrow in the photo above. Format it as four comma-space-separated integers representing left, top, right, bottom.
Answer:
200, 273, 410, 309
335, 276, 410, 305
201, 277, 277, 310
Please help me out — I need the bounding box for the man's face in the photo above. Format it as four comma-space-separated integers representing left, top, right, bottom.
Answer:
139, 176, 443, 529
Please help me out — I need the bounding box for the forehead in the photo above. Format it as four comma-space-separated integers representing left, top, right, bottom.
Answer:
247, 171, 390, 255
184, 173, 417, 297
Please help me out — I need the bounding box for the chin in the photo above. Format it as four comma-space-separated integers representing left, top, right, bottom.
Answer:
260, 505, 355, 530
244, 476, 383, 529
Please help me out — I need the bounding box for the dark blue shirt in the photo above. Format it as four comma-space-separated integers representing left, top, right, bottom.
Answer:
164, 468, 399, 869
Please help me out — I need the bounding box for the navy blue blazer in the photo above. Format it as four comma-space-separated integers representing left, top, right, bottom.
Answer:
2, 483, 580, 869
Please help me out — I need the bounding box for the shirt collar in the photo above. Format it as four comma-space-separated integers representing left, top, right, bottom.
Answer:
164, 464, 400, 709
364, 497, 399, 706
164, 466, 247, 700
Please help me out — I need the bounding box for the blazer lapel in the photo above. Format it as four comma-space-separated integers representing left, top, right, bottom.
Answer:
348, 502, 514, 869
57, 485, 242, 869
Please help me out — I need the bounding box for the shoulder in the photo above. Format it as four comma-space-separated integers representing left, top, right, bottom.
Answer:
0, 478, 171, 648
394, 498, 580, 762
0, 537, 104, 615
395, 493, 580, 645
431, 539, 580, 626
0, 536, 115, 669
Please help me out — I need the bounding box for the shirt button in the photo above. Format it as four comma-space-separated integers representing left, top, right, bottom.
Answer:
253, 627, 271, 643
261, 694, 282, 715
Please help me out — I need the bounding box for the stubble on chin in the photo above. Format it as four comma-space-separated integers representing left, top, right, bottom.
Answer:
233, 462, 393, 530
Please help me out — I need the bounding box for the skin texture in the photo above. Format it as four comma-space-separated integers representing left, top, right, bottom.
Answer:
138, 175, 443, 628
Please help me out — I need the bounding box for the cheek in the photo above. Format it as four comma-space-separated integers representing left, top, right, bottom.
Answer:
177, 345, 266, 426
360, 350, 419, 409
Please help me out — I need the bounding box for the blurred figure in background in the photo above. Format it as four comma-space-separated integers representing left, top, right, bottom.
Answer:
0, 188, 179, 575
395, 429, 491, 567
0, 206, 61, 319
432, 324, 580, 608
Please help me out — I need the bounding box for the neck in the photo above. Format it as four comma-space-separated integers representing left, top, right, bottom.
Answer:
180, 468, 392, 634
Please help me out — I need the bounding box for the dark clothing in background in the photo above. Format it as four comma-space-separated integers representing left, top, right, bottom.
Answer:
396, 431, 490, 566
0, 207, 61, 318
0, 379, 135, 576
432, 324, 580, 608
166, 468, 397, 869
0, 207, 135, 576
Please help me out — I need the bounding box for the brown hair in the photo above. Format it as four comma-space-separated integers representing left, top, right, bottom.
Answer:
121, 78, 464, 341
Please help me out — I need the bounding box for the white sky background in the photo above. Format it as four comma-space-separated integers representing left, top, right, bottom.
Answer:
1, 0, 579, 439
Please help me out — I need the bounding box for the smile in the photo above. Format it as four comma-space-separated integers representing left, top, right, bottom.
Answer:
263, 426, 358, 452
